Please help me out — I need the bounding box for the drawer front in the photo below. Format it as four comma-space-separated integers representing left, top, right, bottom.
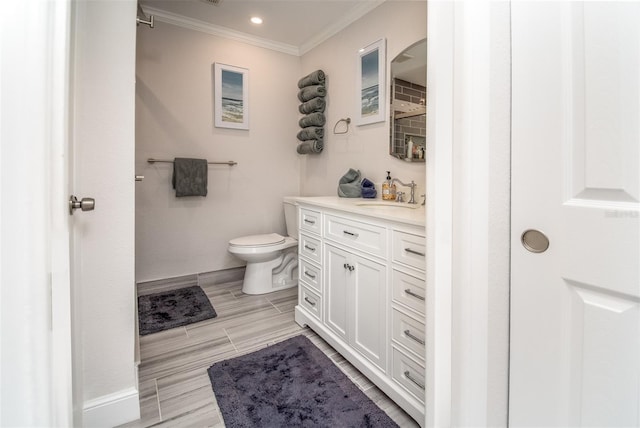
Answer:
392, 309, 426, 360
392, 270, 426, 315
299, 258, 321, 293
324, 214, 386, 258
299, 286, 322, 321
392, 230, 426, 271
392, 347, 425, 402
300, 208, 321, 235
299, 233, 322, 265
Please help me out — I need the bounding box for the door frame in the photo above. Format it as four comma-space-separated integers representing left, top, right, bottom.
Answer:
426, 1, 512, 427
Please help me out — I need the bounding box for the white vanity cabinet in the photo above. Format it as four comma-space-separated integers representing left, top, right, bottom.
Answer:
294, 197, 426, 426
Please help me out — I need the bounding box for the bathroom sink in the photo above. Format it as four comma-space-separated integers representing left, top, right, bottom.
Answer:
355, 201, 421, 210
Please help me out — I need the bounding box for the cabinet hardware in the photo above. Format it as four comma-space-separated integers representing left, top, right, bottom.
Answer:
404, 370, 425, 390
304, 297, 316, 306
343, 263, 355, 271
404, 248, 425, 257
304, 271, 316, 279
405, 288, 425, 301
343, 230, 359, 238
404, 329, 425, 345
304, 219, 316, 225
304, 244, 316, 252
349, 265, 354, 271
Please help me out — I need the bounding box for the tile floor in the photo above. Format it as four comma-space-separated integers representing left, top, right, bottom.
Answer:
120, 275, 419, 427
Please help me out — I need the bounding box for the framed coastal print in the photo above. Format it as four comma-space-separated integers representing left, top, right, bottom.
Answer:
356, 38, 386, 126
214, 63, 249, 130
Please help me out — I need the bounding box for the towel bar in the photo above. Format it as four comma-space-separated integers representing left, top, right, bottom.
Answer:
147, 158, 237, 166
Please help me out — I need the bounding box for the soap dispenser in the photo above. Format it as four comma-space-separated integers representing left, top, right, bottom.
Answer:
382, 171, 396, 201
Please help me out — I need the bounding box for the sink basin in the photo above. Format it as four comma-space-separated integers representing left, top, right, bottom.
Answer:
355, 201, 421, 210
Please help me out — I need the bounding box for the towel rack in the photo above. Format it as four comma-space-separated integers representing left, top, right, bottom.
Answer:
147, 158, 237, 166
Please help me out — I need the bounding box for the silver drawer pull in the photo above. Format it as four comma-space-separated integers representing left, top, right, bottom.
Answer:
304, 218, 316, 225
304, 297, 316, 307
304, 271, 316, 279
404, 329, 425, 345
343, 230, 359, 238
304, 244, 316, 252
404, 370, 425, 390
405, 288, 425, 301
404, 248, 425, 257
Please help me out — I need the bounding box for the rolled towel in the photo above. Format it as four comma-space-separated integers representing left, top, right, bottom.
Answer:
296, 139, 324, 154
339, 168, 361, 185
361, 178, 377, 199
297, 126, 324, 141
298, 112, 326, 128
298, 70, 325, 88
298, 85, 326, 102
298, 97, 326, 114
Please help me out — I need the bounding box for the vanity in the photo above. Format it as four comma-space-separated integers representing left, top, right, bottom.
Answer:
293, 196, 426, 426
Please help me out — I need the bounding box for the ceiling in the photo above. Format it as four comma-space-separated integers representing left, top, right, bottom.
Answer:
140, 0, 386, 54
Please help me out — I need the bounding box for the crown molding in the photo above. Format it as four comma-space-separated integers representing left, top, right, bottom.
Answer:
298, 0, 386, 55
142, 1, 386, 57
143, 6, 300, 56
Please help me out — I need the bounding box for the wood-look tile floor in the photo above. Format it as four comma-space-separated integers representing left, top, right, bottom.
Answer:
120, 276, 419, 428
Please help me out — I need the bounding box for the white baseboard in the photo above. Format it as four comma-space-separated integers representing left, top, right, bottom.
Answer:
83, 387, 140, 428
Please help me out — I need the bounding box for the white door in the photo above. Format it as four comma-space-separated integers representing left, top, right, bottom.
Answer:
510, 2, 640, 427
324, 244, 349, 341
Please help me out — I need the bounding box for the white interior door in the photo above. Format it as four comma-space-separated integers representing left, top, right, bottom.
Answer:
510, 2, 640, 427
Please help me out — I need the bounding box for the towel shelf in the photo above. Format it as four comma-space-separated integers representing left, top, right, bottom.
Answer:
147, 158, 237, 166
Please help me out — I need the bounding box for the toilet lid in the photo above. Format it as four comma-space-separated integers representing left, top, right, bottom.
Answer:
229, 233, 285, 247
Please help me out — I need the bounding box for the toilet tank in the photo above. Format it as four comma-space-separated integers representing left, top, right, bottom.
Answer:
283, 197, 299, 238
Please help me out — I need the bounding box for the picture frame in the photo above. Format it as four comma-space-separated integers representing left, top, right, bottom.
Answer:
356, 38, 386, 126
214, 63, 249, 130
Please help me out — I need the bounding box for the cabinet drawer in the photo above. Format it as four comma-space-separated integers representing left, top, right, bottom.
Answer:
300, 208, 321, 235
299, 286, 322, 321
392, 309, 425, 360
392, 270, 426, 315
299, 258, 321, 293
324, 214, 386, 258
392, 231, 426, 271
299, 233, 321, 265
392, 347, 425, 402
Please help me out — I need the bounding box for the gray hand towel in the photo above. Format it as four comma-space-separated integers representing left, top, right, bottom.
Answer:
297, 127, 324, 141
298, 97, 326, 114
172, 157, 208, 197
296, 139, 324, 154
298, 112, 326, 128
298, 70, 325, 88
297, 85, 326, 102
337, 168, 362, 198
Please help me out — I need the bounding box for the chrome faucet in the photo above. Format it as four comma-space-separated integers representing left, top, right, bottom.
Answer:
391, 178, 417, 204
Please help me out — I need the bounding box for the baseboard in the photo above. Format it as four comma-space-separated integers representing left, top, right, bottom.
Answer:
83, 387, 140, 428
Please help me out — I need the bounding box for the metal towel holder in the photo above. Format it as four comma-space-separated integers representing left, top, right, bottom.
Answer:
147, 158, 237, 166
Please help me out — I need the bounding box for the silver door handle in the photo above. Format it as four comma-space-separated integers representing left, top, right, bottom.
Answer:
404, 370, 425, 390
521, 229, 549, 253
135, 175, 144, 181
405, 288, 425, 301
69, 195, 95, 215
405, 248, 425, 257
404, 329, 426, 345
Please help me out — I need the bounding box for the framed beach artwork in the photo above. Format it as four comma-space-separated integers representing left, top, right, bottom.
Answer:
214, 63, 249, 130
356, 38, 386, 126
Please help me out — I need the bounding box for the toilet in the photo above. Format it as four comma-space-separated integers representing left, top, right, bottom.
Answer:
228, 197, 299, 295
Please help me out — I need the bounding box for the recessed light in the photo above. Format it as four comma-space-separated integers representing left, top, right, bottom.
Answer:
250, 17, 263, 24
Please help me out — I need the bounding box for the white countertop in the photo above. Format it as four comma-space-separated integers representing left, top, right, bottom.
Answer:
287, 196, 426, 228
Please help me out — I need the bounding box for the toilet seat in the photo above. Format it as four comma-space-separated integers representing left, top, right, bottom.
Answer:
229, 233, 285, 248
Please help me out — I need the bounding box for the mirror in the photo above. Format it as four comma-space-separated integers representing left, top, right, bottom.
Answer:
389, 38, 427, 161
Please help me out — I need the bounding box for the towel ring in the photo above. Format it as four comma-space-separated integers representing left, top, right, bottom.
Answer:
333, 117, 351, 135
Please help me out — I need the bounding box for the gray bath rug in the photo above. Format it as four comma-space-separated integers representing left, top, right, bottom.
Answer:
207, 335, 398, 427
138, 285, 216, 335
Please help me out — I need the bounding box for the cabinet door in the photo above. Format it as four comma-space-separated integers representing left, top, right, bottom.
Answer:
352, 255, 387, 371
324, 244, 349, 341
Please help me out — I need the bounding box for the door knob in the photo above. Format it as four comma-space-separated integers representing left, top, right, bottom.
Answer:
69, 195, 95, 215
521, 229, 549, 253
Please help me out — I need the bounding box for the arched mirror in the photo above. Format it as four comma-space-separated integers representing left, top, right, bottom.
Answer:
389, 38, 427, 161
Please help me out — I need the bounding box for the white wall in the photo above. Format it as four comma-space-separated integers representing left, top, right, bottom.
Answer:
72, 1, 139, 426
299, 1, 427, 197
135, 22, 301, 282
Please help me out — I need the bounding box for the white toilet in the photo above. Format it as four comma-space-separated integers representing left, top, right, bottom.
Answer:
228, 197, 299, 295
